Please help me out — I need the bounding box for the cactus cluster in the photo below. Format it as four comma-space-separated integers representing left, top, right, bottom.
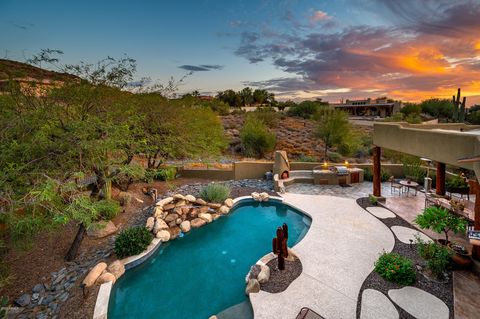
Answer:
452, 88, 466, 123
272, 223, 289, 270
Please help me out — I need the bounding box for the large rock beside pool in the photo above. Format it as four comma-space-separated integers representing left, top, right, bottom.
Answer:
96, 272, 116, 284
195, 198, 207, 205
169, 226, 181, 239
145, 217, 155, 231
259, 192, 270, 201
219, 206, 230, 214
156, 230, 171, 242
163, 203, 175, 210
180, 221, 191, 233
245, 279, 260, 295
153, 219, 169, 233
154, 207, 167, 219
185, 194, 196, 202
107, 260, 125, 280
199, 213, 213, 223
83, 262, 107, 287
173, 194, 185, 200
156, 197, 173, 207
251, 192, 261, 201
164, 213, 179, 223
189, 208, 199, 218
224, 198, 234, 208
87, 221, 117, 239
208, 203, 222, 209
199, 206, 210, 214
257, 265, 270, 284
191, 218, 206, 228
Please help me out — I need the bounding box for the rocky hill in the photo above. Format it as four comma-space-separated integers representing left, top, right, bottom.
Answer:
0, 59, 77, 82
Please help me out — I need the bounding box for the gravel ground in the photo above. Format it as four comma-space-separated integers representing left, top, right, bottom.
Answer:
248, 257, 303, 294
356, 198, 454, 319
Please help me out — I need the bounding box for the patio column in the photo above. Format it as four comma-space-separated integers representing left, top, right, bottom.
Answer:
373, 146, 381, 197
469, 180, 480, 260
436, 162, 446, 196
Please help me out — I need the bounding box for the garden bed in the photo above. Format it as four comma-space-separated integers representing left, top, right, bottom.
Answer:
356, 197, 454, 319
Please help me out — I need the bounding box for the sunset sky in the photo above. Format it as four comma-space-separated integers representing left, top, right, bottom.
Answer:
1, 0, 480, 104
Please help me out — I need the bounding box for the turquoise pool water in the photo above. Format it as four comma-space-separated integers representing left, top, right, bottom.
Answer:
108, 199, 311, 319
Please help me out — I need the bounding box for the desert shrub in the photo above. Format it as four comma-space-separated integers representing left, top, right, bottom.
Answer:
144, 167, 177, 182
247, 107, 278, 128
369, 195, 378, 205
416, 238, 452, 278
240, 117, 276, 158
117, 191, 132, 206
446, 175, 468, 190
363, 168, 390, 182
384, 112, 404, 122
114, 226, 153, 258
415, 206, 467, 243
287, 101, 318, 119
199, 183, 231, 203
402, 156, 425, 183
374, 252, 416, 285
207, 100, 230, 115
96, 199, 121, 220
327, 152, 342, 163
297, 154, 317, 162
112, 163, 146, 191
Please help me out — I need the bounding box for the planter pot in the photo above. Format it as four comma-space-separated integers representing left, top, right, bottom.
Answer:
448, 243, 473, 269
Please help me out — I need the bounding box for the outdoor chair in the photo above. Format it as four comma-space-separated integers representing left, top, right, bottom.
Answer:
389, 176, 402, 195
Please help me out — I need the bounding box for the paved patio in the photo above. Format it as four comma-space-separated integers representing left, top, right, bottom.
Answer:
250, 193, 395, 318
285, 182, 392, 199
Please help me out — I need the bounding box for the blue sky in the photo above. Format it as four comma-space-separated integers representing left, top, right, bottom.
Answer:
1, 0, 480, 103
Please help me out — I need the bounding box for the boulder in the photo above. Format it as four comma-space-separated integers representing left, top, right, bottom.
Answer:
163, 203, 175, 211
96, 272, 116, 284
191, 218, 206, 228
153, 219, 168, 233
169, 226, 181, 239
218, 206, 230, 214
175, 200, 187, 207
83, 262, 107, 288
15, 294, 31, 307
156, 230, 171, 242
212, 213, 221, 221
189, 208, 199, 218
257, 265, 270, 284
145, 217, 155, 231
208, 203, 222, 209
181, 206, 190, 215
156, 197, 173, 207
251, 192, 261, 201
173, 194, 185, 201
164, 213, 179, 223
107, 260, 125, 280
195, 198, 207, 205
208, 316, 218, 319
245, 279, 260, 295
87, 221, 117, 239
175, 218, 183, 225
185, 195, 196, 202
224, 198, 234, 208
154, 207, 167, 219
180, 220, 191, 233
199, 206, 210, 214
259, 192, 270, 202
199, 213, 213, 223
168, 221, 177, 228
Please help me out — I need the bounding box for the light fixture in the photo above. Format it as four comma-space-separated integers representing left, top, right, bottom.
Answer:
344, 160, 349, 166
323, 161, 328, 168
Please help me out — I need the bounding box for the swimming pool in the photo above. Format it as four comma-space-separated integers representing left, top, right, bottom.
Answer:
108, 199, 311, 319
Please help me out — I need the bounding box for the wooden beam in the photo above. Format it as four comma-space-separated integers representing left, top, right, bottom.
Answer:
436, 162, 446, 196
468, 180, 480, 260
458, 155, 480, 163
373, 146, 381, 197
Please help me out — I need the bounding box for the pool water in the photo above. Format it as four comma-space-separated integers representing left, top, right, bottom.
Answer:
108, 199, 311, 319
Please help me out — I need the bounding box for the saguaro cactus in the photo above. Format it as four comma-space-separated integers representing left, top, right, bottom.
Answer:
272, 224, 289, 270
452, 88, 466, 123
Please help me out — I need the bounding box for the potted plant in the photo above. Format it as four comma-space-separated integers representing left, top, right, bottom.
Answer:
414, 206, 467, 245
449, 241, 472, 268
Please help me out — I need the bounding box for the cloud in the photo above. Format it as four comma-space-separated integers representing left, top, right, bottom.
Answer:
309, 10, 330, 23
178, 64, 224, 72
235, 1, 480, 103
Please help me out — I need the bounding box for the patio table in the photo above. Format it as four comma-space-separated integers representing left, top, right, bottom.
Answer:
399, 180, 419, 196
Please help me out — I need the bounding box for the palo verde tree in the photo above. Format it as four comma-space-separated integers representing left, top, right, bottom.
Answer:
314, 108, 352, 161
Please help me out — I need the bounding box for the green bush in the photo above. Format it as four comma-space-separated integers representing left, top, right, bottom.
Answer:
446, 175, 468, 190
415, 206, 467, 243
287, 101, 319, 119
199, 183, 231, 203
327, 152, 342, 163
417, 239, 452, 278
363, 168, 390, 182
112, 163, 146, 191
96, 199, 121, 220
297, 154, 317, 162
145, 167, 177, 182
247, 107, 278, 128
114, 226, 153, 258
374, 252, 416, 285
369, 195, 378, 205
402, 156, 425, 183
240, 117, 276, 158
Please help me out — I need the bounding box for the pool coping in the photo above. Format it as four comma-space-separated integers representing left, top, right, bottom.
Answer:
92, 195, 287, 319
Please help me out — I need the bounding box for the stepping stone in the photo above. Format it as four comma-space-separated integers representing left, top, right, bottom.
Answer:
388, 286, 449, 319
366, 207, 396, 219
360, 289, 398, 319
390, 226, 432, 244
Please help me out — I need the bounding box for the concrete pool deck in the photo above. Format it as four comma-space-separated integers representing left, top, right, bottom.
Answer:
250, 193, 396, 318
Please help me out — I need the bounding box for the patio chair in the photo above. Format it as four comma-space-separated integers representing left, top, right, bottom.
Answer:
296, 307, 325, 319
389, 176, 402, 195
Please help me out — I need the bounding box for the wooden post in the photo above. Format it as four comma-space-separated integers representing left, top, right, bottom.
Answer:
373, 146, 381, 197
469, 180, 480, 260
436, 162, 446, 196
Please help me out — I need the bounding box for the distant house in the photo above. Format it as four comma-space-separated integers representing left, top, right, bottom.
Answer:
331, 97, 402, 118
198, 95, 214, 101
